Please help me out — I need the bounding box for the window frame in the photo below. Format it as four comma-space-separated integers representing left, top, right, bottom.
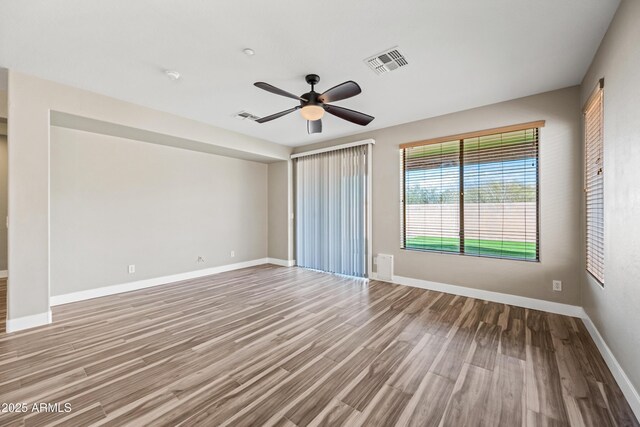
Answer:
400, 121, 544, 262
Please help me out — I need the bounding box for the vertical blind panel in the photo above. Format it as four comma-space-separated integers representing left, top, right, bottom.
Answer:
402, 140, 460, 252
463, 129, 539, 260
585, 89, 604, 284
401, 127, 539, 261
295, 145, 367, 277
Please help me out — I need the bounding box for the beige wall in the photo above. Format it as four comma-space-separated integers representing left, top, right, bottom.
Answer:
0, 89, 7, 118
0, 137, 6, 271
1, 84, 6, 273
580, 0, 640, 392
294, 87, 582, 305
268, 161, 291, 261
50, 127, 267, 295
7, 70, 290, 323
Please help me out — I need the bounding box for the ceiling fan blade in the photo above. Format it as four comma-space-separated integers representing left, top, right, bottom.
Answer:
307, 119, 322, 134
324, 105, 374, 126
255, 107, 299, 123
254, 82, 303, 101
319, 81, 362, 103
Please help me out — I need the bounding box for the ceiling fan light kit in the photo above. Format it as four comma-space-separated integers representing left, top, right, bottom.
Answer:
253, 74, 374, 134
300, 105, 324, 121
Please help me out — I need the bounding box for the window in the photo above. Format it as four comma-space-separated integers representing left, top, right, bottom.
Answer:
584, 79, 604, 285
401, 122, 542, 261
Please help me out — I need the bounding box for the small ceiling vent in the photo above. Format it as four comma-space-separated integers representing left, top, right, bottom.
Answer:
365, 47, 408, 75
234, 110, 260, 121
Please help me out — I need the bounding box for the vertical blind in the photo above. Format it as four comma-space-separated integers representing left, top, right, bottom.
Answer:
401, 123, 540, 261
295, 145, 368, 277
584, 80, 605, 284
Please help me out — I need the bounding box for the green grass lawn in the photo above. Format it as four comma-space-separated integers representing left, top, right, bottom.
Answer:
405, 236, 537, 260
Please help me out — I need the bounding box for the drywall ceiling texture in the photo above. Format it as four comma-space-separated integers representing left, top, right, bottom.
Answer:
580, 0, 640, 396
0, 0, 619, 146
50, 126, 268, 296
293, 87, 582, 305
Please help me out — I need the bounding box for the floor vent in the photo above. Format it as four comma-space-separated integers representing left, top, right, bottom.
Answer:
365, 47, 408, 75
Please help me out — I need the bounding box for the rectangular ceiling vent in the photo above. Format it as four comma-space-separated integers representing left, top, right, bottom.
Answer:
234, 110, 260, 121
365, 47, 408, 75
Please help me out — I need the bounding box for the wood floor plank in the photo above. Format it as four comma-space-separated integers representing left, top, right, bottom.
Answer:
355, 385, 412, 427
284, 347, 378, 426
430, 326, 477, 381
526, 345, 570, 424
468, 322, 501, 370
307, 399, 359, 427
388, 332, 445, 394
440, 363, 493, 427
341, 340, 413, 411
502, 306, 526, 360
483, 354, 526, 427
397, 372, 455, 427
0, 265, 636, 427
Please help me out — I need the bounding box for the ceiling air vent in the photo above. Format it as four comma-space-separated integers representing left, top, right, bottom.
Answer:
234, 110, 260, 121
365, 47, 408, 75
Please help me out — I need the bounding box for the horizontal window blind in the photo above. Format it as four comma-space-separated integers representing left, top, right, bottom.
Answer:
402, 140, 460, 253
463, 129, 539, 260
401, 122, 541, 261
584, 81, 604, 284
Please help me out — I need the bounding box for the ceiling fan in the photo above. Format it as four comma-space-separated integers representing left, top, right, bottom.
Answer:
253, 74, 374, 134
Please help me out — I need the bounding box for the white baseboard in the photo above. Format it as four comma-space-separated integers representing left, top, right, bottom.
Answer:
6, 310, 52, 333
0, 270, 7, 279
581, 313, 640, 420
267, 258, 296, 267
370, 273, 584, 318
50, 258, 269, 306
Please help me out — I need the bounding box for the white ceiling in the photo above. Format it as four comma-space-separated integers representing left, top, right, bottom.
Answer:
0, 0, 619, 147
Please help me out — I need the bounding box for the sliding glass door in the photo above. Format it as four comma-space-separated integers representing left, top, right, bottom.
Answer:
294, 145, 369, 277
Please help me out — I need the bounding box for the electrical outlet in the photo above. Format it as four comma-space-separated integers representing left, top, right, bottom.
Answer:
197, 256, 205, 263
128, 265, 135, 274
552, 280, 562, 291
230, 250, 235, 258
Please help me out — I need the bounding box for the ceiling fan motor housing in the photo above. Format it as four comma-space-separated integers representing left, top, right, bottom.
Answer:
301, 91, 321, 107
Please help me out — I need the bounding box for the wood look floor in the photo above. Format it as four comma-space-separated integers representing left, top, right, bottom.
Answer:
0, 265, 637, 427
